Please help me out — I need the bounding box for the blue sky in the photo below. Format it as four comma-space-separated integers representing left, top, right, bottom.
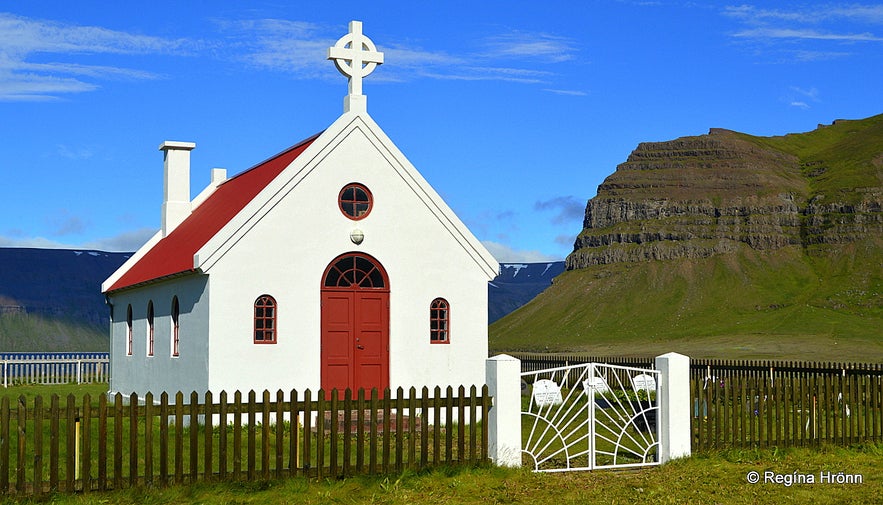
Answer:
1, 1, 881, 262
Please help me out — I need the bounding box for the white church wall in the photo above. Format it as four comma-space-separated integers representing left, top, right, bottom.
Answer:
108, 275, 210, 399
202, 124, 489, 396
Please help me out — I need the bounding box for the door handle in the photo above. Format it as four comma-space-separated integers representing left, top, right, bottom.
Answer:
357, 345, 365, 350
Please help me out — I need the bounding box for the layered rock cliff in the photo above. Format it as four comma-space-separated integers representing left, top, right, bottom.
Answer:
567, 117, 883, 269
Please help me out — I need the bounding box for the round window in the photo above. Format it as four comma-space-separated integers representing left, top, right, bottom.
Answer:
339, 183, 373, 220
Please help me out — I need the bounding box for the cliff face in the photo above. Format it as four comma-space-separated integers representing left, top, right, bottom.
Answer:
567, 118, 883, 269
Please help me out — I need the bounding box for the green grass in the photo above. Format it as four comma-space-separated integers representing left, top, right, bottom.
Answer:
0, 444, 880, 504
738, 114, 883, 205
0, 384, 108, 405
0, 314, 107, 352
490, 242, 883, 361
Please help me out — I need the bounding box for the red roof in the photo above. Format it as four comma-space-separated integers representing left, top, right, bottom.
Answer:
106, 134, 320, 293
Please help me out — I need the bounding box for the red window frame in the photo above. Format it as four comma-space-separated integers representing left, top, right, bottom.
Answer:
338, 183, 373, 220
430, 298, 450, 344
171, 296, 180, 357
254, 295, 277, 344
147, 301, 154, 356
126, 305, 133, 356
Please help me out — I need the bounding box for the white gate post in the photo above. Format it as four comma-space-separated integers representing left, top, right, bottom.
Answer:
655, 352, 691, 463
486, 354, 522, 467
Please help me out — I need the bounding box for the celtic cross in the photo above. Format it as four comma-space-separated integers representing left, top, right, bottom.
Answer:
327, 21, 384, 98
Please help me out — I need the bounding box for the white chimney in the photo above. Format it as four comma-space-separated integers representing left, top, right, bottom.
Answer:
159, 141, 196, 237
210, 168, 227, 187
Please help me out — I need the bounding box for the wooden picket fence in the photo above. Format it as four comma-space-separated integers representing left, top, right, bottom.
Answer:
691, 361, 883, 450
508, 352, 883, 449
0, 385, 490, 496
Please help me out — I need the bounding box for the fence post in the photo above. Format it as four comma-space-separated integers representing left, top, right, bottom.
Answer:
655, 352, 691, 463
485, 354, 521, 467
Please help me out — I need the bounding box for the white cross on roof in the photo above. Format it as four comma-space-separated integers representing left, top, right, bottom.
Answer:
327, 21, 384, 100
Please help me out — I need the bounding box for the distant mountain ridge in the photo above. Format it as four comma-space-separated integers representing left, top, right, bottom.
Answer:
0, 248, 130, 327
489, 262, 565, 323
0, 247, 558, 350
0, 248, 132, 351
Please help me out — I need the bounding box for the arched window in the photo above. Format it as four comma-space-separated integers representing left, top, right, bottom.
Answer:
323, 253, 386, 289
171, 296, 180, 357
126, 305, 133, 356
254, 295, 277, 344
147, 301, 154, 356
430, 298, 450, 344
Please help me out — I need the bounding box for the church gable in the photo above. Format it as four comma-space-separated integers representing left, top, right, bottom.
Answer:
193, 113, 498, 281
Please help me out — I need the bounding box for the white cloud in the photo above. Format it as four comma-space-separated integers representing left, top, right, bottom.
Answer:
723, 3, 883, 62
724, 4, 883, 25
0, 227, 155, 252
83, 228, 156, 252
482, 240, 562, 263
554, 234, 576, 248
47, 210, 90, 237
543, 88, 588, 96
482, 32, 577, 63
733, 27, 883, 42
535, 196, 585, 225
790, 86, 819, 100
784, 85, 820, 109
217, 19, 331, 77
382, 46, 464, 68
219, 18, 571, 86
0, 13, 195, 56
0, 235, 70, 249
0, 13, 196, 101
419, 67, 550, 84
790, 50, 851, 62
56, 144, 94, 160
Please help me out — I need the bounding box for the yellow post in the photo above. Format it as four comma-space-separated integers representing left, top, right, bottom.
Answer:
75, 417, 80, 481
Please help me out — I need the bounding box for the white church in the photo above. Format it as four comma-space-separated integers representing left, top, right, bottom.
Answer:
102, 21, 499, 398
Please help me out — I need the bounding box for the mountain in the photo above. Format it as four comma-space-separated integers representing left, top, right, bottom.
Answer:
490, 114, 883, 361
0, 247, 557, 351
0, 248, 130, 351
488, 262, 565, 323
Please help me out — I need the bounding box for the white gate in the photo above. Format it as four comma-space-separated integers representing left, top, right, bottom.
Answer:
520, 362, 660, 472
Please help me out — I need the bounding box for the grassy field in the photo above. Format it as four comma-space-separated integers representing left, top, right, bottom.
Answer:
0, 444, 880, 504
0, 314, 106, 353
490, 243, 883, 362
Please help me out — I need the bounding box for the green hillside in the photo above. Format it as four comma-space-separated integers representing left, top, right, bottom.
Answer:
740, 115, 883, 205
0, 313, 107, 352
490, 115, 883, 361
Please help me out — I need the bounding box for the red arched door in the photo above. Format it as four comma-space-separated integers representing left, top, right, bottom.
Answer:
321, 253, 389, 396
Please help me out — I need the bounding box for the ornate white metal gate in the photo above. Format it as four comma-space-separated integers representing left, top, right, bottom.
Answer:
521, 362, 660, 472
